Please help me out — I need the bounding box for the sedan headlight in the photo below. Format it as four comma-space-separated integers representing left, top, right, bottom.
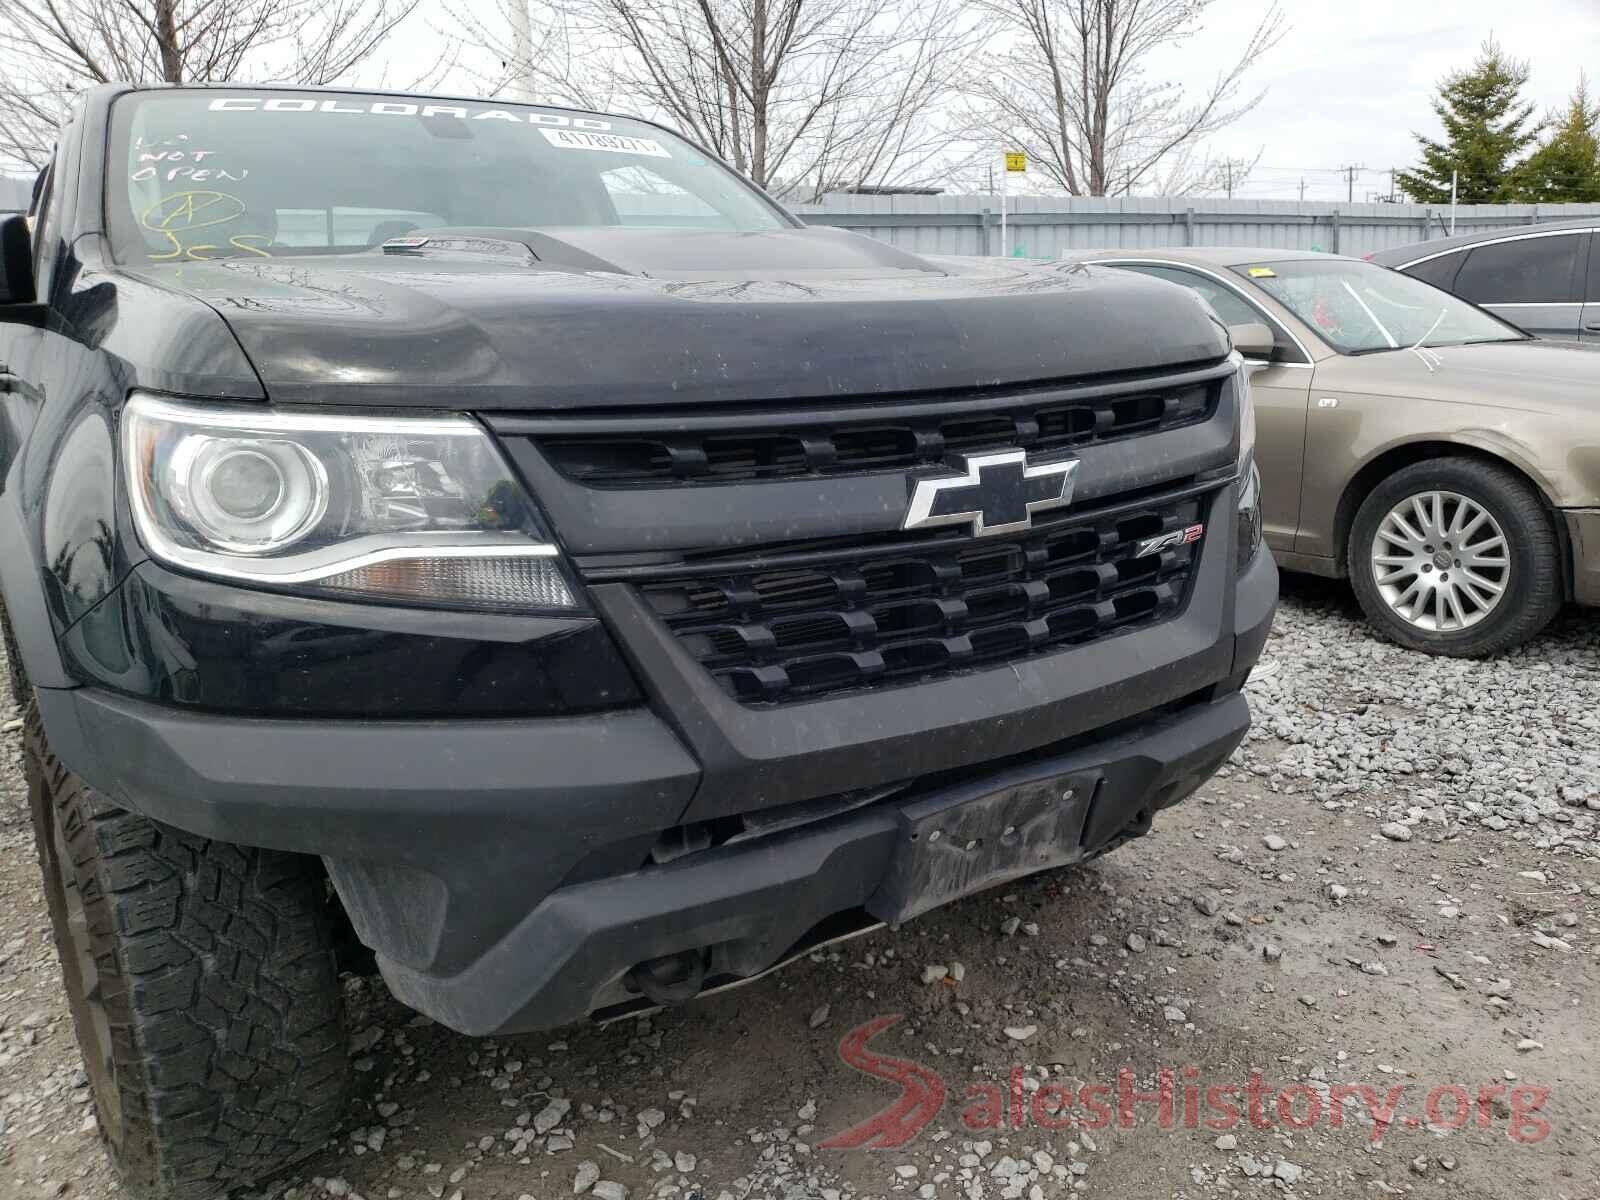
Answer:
1232, 350, 1256, 469
122, 394, 579, 610
1230, 351, 1263, 572
1236, 460, 1263, 573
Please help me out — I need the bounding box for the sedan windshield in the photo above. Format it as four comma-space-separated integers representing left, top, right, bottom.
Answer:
106, 90, 788, 263
1231, 259, 1526, 354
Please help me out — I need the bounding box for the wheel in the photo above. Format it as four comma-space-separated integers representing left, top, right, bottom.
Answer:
1348, 457, 1560, 657
25, 703, 352, 1199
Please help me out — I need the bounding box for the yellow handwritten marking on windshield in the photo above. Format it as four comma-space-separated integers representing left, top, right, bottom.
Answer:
139, 192, 268, 261
141, 191, 247, 232
227, 234, 272, 259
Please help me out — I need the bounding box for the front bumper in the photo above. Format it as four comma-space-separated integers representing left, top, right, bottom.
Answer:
1563, 508, 1600, 606
387, 688, 1251, 1033
37, 519, 1276, 1034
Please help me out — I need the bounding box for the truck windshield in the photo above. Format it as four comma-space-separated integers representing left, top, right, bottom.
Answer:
1232, 258, 1526, 354
105, 90, 789, 263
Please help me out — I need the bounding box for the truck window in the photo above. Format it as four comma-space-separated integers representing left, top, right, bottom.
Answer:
28, 159, 57, 284
271, 208, 448, 248
105, 90, 789, 263
600, 165, 722, 227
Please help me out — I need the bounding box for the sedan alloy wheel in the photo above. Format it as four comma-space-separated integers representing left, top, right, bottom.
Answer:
1349, 457, 1560, 658
1370, 490, 1510, 632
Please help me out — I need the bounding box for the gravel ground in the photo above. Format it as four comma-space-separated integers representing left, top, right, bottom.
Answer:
2, 578, 1597, 1200
1243, 580, 1600, 841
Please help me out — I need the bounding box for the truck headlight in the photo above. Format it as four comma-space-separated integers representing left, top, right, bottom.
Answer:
122, 394, 579, 610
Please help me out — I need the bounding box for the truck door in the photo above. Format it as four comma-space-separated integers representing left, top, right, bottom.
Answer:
1, 165, 51, 490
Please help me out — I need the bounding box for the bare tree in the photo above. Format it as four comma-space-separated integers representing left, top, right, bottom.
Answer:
447, 0, 989, 201
1147, 144, 1263, 197
0, 0, 419, 169
439, 1, 616, 109
964, 0, 1285, 196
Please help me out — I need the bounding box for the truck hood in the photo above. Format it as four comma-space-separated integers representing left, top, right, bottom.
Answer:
125, 227, 1228, 409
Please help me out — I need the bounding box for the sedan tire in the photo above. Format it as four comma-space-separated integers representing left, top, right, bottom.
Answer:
1349, 457, 1561, 657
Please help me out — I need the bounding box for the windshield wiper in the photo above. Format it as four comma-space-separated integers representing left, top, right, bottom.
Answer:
1408, 310, 1447, 373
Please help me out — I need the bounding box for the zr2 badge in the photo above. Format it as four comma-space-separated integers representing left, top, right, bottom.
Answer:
1136, 523, 1204, 557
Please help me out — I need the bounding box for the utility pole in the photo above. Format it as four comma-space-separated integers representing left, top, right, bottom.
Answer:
999, 151, 1007, 260
507, 0, 535, 101
1225, 162, 1234, 199
987, 163, 996, 256
1341, 164, 1364, 203
1298, 178, 1306, 203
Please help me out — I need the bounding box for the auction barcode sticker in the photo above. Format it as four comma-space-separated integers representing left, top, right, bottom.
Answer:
540, 129, 670, 158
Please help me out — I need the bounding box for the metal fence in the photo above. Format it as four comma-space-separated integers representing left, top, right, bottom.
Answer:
7, 174, 1598, 256
792, 195, 1600, 260
0, 175, 29, 213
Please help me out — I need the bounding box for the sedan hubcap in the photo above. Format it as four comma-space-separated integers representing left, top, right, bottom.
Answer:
1371, 490, 1509, 632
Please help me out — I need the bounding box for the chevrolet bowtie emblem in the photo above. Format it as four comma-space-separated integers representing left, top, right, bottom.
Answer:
902, 449, 1081, 538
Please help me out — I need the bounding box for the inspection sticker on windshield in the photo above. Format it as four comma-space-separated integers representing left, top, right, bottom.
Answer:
1246, 266, 1277, 278
540, 129, 670, 157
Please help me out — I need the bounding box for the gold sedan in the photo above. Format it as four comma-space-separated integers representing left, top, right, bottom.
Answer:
1071, 247, 1599, 656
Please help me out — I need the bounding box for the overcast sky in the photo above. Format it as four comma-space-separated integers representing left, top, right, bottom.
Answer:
1149, 0, 1600, 200
7, 0, 1593, 202
378, 0, 1600, 202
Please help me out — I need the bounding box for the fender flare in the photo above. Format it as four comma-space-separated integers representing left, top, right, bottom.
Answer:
0, 489, 75, 689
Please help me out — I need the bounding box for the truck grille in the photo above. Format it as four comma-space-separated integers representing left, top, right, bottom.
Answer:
639, 495, 1206, 704
539, 381, 1214, 486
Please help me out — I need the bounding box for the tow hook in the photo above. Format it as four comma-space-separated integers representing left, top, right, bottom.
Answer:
626, 949, 709, 1005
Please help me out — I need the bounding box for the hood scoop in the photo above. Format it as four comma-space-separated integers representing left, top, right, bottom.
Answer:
377, 224, 943, 279
381, 233, 539, 267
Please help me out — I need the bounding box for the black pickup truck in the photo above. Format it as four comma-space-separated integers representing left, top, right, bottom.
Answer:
0, 84, 1276, 1197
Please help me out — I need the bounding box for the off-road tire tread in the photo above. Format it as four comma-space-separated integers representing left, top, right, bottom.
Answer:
2, 603, 28, 704
24, 702, 351, 1199
1349, 457, 1561, 658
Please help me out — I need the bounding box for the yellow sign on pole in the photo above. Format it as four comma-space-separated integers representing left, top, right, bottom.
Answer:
1005, 152, 1027, 173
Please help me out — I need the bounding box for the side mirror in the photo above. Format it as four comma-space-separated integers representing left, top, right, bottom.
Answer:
1, 216, 37, 305
1228, 322, 1274, 361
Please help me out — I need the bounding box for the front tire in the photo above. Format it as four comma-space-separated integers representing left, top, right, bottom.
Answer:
25, 704, 352, 1199
2, 604, 29, 706
1348, 457, 1560, 657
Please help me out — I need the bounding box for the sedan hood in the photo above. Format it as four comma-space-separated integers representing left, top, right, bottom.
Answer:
1316, 337, 1600, 417
126, 226, 1228, 409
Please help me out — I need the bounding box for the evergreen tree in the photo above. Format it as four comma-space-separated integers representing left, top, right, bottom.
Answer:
1396, 38, 1538, 204
1515, 76, 1600, 201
